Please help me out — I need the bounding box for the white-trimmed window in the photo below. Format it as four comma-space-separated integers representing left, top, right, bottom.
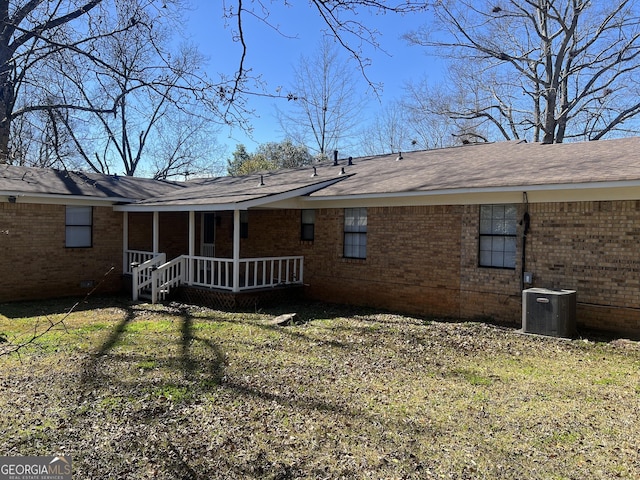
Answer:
301, 209, 315, 241
66, 206, 93, 248
479, 204, 517, 268
344, 207, 367, 259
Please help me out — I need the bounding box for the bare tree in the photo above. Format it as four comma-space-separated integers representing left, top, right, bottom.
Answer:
220, 1, 430, 118
0, 0, 184, 163
358, 102, 414, 155
277, 37, 365, 157
51, 7, 220, 178
405, 0, 640, 143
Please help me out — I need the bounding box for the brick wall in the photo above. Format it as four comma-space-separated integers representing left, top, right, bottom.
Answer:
525, 201, 640, 335
195, 206, 463, 318
304, 206, 463, 318
458, 201, 640, 336
459, 204, 523, 323
94, 200, 640, 336
128, 212, 189, 259
0, 203, 123, 302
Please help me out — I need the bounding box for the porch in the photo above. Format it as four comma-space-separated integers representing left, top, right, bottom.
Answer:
125, 250, 304, 304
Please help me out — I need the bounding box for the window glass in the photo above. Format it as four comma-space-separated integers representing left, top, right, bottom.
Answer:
301, 209, 315, 241
65, 206, 92, 248
344, 208, 367, 258
479, 205, 516, 269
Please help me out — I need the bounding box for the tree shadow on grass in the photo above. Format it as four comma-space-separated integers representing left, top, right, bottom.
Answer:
80, 302, 227, 393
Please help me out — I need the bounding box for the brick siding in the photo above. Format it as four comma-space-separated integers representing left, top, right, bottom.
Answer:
232, 203, 640, 336
78, 200, 640, 336
0, 203, 123, 301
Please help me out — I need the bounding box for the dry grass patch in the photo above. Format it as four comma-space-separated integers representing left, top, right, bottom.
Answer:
0, 297, 639, 479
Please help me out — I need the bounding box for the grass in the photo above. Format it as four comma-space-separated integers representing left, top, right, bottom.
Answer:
0, 295, 639, 479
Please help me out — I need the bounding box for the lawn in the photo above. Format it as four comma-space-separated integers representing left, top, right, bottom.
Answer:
0, 296, 639, 479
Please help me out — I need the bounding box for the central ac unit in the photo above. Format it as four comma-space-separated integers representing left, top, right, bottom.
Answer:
522, 288, 577, 338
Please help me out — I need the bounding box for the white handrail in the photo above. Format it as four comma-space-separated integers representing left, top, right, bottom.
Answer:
131, 253, 166, 301
184, 255, 304, 292
125, 250, 158, 274
152, 256, 187, 303
138, 255, 305, 303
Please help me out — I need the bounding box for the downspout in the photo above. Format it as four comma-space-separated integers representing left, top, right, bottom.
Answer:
520, 192, 531, 291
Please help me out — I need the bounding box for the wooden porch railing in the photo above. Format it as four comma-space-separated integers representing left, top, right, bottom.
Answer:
125, 250, 160, 274
130, 252, 304, 303
131, 253, 166, 301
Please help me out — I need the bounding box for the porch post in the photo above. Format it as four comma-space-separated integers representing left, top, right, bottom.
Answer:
152, 211, 159, 254
232, 209, 241, 293
122, 211, 129, 274
188, 210, 195, 284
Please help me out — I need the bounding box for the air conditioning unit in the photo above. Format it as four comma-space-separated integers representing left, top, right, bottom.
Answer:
522, 288, 577, 338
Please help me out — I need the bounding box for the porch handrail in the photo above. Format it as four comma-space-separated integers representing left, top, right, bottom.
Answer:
131, 253, 166, 301
185, 255, 304, 292
125, 250, 160, 274
238, 256, 304, 291
138, 255, 305, 303
152, 256, 188, 303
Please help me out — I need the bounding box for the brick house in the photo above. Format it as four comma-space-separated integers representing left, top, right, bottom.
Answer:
2, 137, 640, 336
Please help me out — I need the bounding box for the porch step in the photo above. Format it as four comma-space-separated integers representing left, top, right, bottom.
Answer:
138, 289, 170, 301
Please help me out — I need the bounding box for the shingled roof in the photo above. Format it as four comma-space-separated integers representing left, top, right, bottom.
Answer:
126, 137, 640, 209
0, 165, 185, 201
307, 137, 640, 198
4, 137, 640, 208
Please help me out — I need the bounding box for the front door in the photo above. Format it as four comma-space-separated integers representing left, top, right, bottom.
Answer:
201, 212, 216, 257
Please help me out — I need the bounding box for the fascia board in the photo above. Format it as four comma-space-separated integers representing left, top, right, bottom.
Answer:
300, 181, 640, 207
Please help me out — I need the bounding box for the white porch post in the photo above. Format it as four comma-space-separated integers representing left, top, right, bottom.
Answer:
122, 211, 129, 274
152, 211, 159, 254
188, 211, 195, 284
232, 209, 241, 293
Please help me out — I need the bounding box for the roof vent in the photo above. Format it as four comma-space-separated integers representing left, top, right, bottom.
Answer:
258, 174, 265, 186
339, 167, 346, 175
311, 166, 318, 177
348, 156, 353, 166
396, 151, 403, 161
333, 150, 339, 166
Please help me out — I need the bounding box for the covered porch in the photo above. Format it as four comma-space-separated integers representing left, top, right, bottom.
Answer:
114, 169, 345, 305
121, 210, 304, 304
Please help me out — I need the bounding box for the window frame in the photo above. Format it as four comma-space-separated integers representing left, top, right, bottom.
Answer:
343, 207, 367, 259
478, 204, 517, 269
65, 205, 93, 248
300, 209, 315, 241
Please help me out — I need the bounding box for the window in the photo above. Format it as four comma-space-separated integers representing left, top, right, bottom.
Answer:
479, 204, 517, 268
344, 207, 367, 259
65, 206, 93, 248
301, 209, 315, 241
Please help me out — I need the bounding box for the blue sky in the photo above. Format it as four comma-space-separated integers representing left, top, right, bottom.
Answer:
184, 2, 442, 158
